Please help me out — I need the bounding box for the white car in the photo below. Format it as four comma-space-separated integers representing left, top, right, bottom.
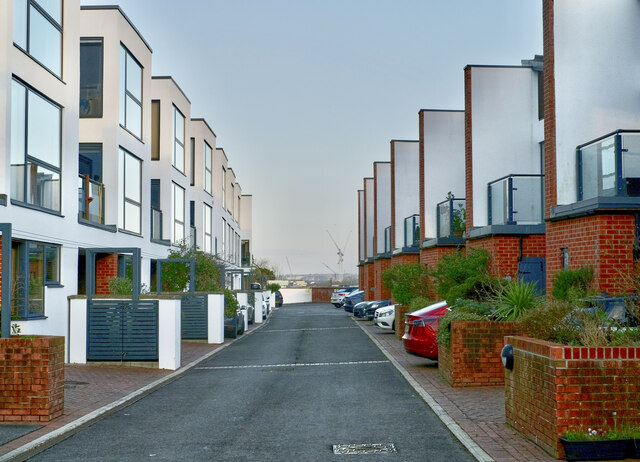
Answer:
374, 305, 396, 331
330, 287, 358, 307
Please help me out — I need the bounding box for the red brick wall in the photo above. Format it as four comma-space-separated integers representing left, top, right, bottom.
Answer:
390, 253, 419, 266
362, 262, 375, 301
420, 246, 458, 299
464, 66, 474, 231
95, 253, 118, 295
358, 265, 364, 292
0, 336, 65, 422
467, 235, 546, 279
311, 287, 334, 303
373, 258, 392, 300
546, 214, 635, 295
543, 0, 556, 219
438, 320, 519, 387
505, 335, 640, 459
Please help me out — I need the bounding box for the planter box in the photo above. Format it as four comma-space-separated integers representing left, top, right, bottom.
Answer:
438, 320, 518, 387
560, 438, 628, 461
0, 336, 65, 422
505, 336, 640, 459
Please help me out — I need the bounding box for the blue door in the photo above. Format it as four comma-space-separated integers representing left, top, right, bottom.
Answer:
518, 257, 546, 295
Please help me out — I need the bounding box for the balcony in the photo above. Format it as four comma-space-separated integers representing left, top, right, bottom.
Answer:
403, 214, 420, 248
488, 174, 543, 225
78, 175, 104, 224
437, 198, 466, 239
189, 226, 196, 248
384, 226, 391, 254
151, 207, 163, 241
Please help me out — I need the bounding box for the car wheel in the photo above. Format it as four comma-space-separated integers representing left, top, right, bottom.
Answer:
231, 323, 238, 339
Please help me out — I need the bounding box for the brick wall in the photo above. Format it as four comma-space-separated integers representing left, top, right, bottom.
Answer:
546, 214, 635, 295
95, 253, 118, 295
390, 253, 419, 266
464, 66, 474, 231
362, 262, 375, 301
420, 246, 459, 299
358, 264, 364, 292
311, 287, 334, 303
505, 335, 640, 459
0, 336, 65, 422
373, 258, 392, 300
543, 0, 556, 219
438, 320, 519, 387
467, 234, 546, 279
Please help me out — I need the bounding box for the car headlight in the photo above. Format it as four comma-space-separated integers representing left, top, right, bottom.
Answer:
379, 309, 393, 317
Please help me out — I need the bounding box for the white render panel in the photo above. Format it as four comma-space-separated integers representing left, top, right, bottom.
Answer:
553, 0, 640, 205
470, 67, 543, 227
374, 163, 391, 253
364, 178, 375, 259
68, 298, 88, 364
423, 111, 465, 239
207, 293, 224, 344
279, 288, 312, 304
158, 298, 181, 370
392, 141, 419, 248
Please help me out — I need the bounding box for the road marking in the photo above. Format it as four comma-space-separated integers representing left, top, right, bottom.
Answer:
196, 360, 389, 370
259, 326, 359, 333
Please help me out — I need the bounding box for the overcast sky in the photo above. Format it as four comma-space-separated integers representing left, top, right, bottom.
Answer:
81, 0, 543, 276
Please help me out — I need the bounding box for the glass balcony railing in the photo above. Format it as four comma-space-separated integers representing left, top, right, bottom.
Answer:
151, 207, 163, 241
437, 198, 466, 238
578, 130, 640, 200
384, 226, 391, 253
189, 226, 197, 248
403, 214, 420, 248
488, 174, 543, 225
78, 175, 104, 223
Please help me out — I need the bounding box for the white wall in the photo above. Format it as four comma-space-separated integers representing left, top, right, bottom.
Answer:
374, 162, 391, 253
279, 288, 312, 304
423, 110, 465, 238
364, 178, 375, 258
553, 0, 640, 205
392, 141, 419, 248
470, 66, 543, 227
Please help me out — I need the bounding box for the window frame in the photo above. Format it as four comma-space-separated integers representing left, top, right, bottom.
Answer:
204, 141, 212, 194
151, 100, 160, 160
221, 167, 226, 210
172, 182, 185, 244
172, 105, 185, 173
119, 43, 143, 140
119, 148, 142, 234
203, 203, 212, 253
79, 37, 104, 118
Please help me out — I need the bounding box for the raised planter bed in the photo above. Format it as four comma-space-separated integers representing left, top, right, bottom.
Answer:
504, 336, 640, 459
438, 320, 518, 387
0, 336, 65, 422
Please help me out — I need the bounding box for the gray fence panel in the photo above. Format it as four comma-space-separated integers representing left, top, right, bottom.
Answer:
181, 294, 208, 340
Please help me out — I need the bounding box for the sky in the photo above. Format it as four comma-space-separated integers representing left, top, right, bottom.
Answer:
81, 0, 543, 277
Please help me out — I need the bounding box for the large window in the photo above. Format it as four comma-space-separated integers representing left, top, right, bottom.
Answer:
11, 79, 61, 212
204, 142, 212, 194
119, 45, 142, 138
221, 218, 227, 258
151, 100, 160, 160
172, 105, 185, 172
221, 167, 226, 210
80, 38, 103, 117
78, 144, 104, 223
172, 182, 185, 244
11, 240, 60, 319
118, 148, 141, 234
13, 0, 62, 76
203, 203, 212, 253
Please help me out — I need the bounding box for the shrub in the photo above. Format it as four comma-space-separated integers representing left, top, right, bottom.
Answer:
248, 292, 255, 307
409, 296, 435, 313
491, 279, 540, 321
223, 288, 239, 317
109, 276, 132, 295
382, 263, 430, 306
516, 299, 579, 344
267, 283, 281, 292
551, 267, 594, 301
432, 249, 499, 302
162, 241, 221, 292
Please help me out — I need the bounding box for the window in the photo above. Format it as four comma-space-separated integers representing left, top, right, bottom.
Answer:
78, 144, 104, 223
119, 45, 142, 138
204, 142, 212, 194
11, 79, 61, 212
190, 138, 195, 186
203, 204, 212, 253
537, 71, 544, 120
221, 218, 227, 258
230, 184, 235, 216
172, 182, 185, 244
80, 38, 103, 117
172, 105, 185, 172
151, 100, 160, 159
222, 167, 226, 209
151, 179, 162, 240
118, 148, 141, 234
13, 0, 62, 76
11, 240, 60, 319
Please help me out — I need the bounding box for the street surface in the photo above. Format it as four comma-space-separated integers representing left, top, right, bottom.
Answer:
31, 303, 473, 461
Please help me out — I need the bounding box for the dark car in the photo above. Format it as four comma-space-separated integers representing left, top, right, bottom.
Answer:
250, 283, 262, 290
275, 291, 283, 307
343, 290, 365, 312
224, 309, 245, 338
353, 301, 374, 318
364, 299, 391, 320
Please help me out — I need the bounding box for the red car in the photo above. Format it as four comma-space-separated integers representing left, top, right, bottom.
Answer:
402, 301, 449, 360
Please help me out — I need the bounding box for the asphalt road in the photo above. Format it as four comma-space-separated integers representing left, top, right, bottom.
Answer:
31, 303, 474, 461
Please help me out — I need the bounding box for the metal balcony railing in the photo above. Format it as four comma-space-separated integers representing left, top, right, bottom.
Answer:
488, 174, 543, 225
78, 174, 104, 224
403, 214, 420, 248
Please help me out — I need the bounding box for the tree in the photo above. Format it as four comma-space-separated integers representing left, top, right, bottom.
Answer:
161, 241, 221, 292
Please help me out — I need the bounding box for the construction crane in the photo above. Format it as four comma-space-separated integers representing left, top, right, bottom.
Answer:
285, 256, 293, 278
326, 230, 351, 282
322, 262, 337, 281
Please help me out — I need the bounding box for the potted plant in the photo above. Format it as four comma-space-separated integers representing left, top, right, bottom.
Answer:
561, 427, 629, 461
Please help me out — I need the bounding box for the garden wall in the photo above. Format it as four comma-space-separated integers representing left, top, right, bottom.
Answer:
438, 320, 518, 387
505, 336, 640, 459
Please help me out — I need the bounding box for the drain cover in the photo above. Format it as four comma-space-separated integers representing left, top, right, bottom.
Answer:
332, 443, 397, 454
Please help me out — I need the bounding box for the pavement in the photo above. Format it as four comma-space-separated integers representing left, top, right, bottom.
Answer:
0, 303, 560, 461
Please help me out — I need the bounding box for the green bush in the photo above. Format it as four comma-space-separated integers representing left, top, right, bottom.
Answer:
516, 299, 579, 344
382, 263, 430, 306
409, 296, 435, 313
267, 283, 281, 292
162, 242, 221, 292
491, 279, 540, 321
224, 289, 239, 317
432, 249, 498, 302
108, 276, 132, 295
551, 267, 594, 302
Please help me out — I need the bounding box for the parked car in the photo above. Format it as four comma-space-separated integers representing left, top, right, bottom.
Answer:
352, 301, 374, 318
250, 283, 262, 290
330, 287, 358, 307
374, 305, 396, 330
274, 290, 283, 307
243, 304, 255, 324
365, 300, 391, 320
342, 290, 365, 312
262, 297, 270, 318
224, 309, 245, 338
402, 301, 450, 360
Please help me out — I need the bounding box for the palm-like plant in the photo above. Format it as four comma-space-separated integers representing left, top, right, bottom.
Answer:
492, 279, 539, 321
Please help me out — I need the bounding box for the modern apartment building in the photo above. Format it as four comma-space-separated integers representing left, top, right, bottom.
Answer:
372, 161, 391, 300
0, 2, 253, 344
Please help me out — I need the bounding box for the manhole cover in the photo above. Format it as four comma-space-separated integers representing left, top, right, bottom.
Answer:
332, 443, 397, 454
